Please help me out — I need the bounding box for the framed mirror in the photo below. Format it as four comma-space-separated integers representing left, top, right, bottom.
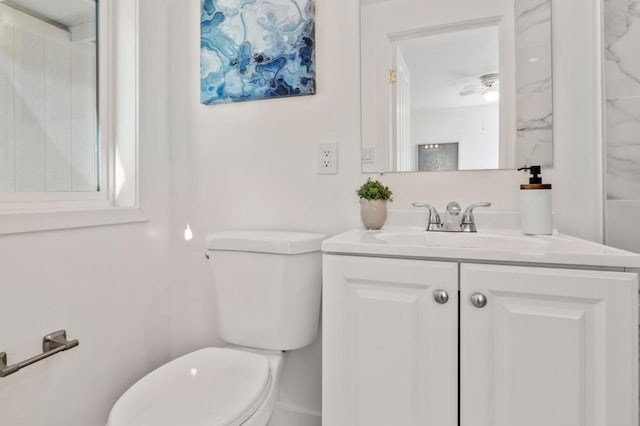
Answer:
360, 0, 553, 173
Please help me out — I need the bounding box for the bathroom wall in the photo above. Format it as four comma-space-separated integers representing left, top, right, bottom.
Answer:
604, 0, 640, 253
0, 1, 173, 425
411, 105, 500, 170
0, 0, 608, 424
166, 0, 605, 422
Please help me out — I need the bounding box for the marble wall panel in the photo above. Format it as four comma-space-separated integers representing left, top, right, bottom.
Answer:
605, 0, 640, 251
604, 0, 640, 98
515, 0, 554, 167
607, 98, 640, 199
605, 0, 640, 200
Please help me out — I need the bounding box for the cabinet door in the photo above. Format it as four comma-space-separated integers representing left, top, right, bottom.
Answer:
322, 255, 458, 426
460, 263, 638, 426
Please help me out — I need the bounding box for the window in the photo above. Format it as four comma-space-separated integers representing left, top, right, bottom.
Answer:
0, 0, 98, 194
0, 0, 144, 234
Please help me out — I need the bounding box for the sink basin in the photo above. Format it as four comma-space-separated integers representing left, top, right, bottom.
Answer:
374, 231, 552, 251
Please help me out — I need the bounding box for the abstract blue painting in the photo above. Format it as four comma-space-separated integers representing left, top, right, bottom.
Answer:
200, 0, 316, 105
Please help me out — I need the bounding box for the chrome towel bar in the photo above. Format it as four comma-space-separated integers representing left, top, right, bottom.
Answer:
0, 330, 79, 378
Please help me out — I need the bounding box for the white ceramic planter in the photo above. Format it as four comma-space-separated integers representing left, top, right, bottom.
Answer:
360, 199, 388, 230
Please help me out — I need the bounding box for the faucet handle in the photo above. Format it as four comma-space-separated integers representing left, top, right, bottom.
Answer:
412, 202, 443, 231
413, 202, 433, 209
461, 202, 492, 232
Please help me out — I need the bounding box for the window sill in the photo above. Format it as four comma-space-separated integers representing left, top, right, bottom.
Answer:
0, 206, 148, 235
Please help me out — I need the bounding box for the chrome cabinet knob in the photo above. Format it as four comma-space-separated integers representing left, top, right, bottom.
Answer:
433, 290, 450, 305
470, 293, 488, 308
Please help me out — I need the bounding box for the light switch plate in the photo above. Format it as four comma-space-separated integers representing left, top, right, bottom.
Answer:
362, 147, 375, 164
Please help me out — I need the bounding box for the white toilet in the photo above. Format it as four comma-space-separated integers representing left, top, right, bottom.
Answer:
107, 231, 325, 426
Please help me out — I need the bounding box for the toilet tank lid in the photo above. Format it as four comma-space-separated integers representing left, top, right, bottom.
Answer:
206, 231, 327, 254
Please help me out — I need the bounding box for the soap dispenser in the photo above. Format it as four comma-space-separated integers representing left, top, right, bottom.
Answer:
517, 165, 552, 235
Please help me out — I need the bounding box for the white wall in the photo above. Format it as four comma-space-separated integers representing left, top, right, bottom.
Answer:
412, 104, 500, 170
166, 0, 364, 417
0, 1, 173, 425
166, 0, 604, 420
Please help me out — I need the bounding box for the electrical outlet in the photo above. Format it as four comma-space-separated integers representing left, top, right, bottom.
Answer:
318, 142, 338, 174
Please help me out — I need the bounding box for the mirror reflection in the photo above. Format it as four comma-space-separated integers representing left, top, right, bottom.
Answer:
395, 26, 500, 172
360, 0, 553, 174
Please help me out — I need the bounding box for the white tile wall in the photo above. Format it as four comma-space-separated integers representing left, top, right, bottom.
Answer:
605, 0, 640, 252
607, 98, 640, 200
0, 20, 15, 192
604, 0, 640, 99
0, 4, 97, 193
13, 28, 46, 191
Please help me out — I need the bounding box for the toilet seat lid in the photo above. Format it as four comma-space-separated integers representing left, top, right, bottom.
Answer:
108, 348, 271, 426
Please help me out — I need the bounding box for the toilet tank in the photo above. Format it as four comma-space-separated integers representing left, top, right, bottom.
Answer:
206, 231, 326, 351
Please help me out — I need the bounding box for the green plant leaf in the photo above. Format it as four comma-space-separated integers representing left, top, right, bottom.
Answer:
356, 178, 394, 201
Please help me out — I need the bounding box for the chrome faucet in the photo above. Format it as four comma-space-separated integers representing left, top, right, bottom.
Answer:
413, 201, 491, 233
444, 201, 462, 231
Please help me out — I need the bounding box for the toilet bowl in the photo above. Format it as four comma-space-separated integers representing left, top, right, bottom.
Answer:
107, 348, 283, 426
107, 231, 325, 426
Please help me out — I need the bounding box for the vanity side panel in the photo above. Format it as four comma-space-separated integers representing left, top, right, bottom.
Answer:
460, 263, 638, 426
322, 255, 458, 426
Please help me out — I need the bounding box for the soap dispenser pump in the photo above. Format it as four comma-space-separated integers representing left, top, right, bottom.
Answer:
517, 165, 552, 235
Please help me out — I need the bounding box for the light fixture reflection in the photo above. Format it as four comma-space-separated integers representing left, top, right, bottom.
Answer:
184, 225, 194, 241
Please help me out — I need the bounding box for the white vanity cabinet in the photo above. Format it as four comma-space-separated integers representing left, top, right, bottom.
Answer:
323, 255, 639, 426
460, 263, 638, 426
322, 255, 459, 426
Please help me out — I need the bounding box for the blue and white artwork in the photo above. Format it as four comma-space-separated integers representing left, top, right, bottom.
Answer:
200, 0, 316, 105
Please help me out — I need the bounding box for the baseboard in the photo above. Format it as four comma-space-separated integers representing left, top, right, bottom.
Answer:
269, 403, 322, 426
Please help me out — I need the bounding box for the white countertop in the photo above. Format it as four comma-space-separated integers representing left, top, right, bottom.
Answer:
322, 227, 640, 269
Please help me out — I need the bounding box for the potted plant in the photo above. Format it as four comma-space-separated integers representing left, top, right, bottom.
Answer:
356, 178, 393, 230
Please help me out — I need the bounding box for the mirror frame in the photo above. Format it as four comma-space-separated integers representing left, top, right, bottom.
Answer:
359, 0, 553, 174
